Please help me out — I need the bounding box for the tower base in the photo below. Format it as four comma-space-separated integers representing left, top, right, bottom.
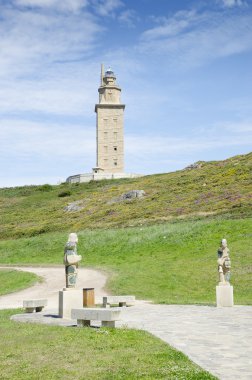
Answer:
66, 172, 142, 184
58, 289, 83, 319
216, 285, 234, 307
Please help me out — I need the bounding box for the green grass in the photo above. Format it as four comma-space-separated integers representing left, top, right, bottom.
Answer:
0, 269, 40, 296
0, 218, 251, 305
0, 309, 216, 380
0, 152, 251, 240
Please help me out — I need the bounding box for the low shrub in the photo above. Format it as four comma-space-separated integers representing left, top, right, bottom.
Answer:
38, 184, 53, 192
58, 190, 72, 197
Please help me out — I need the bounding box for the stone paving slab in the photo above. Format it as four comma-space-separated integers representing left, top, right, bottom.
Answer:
119, 302, 252, 380
10, 302, 252, 380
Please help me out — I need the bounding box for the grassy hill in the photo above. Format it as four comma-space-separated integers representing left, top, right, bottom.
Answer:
2, 156, 246, 379
0, 152, 251, 305
0, 152, 251, 240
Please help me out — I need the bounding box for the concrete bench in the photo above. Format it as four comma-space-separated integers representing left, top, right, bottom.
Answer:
23, 299, 47, 313
71, 307, 122, 328
102, 295, 135, 308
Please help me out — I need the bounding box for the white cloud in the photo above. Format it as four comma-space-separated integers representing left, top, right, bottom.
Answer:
0, 66, 97, 116
91, 0, 123, 17
219, 121, 252, 132
142, 10, 205, 40
0, 4, 103, 79
118, 9, 139, 27
126, 132, 251, 157
0, 118, 96, 186
139, 8, 252, 69
0, 119, 95, 158
0, 2, 103, 115
14, 0, 88, 13
219, 0, 246, 7
124, 122, 252, 174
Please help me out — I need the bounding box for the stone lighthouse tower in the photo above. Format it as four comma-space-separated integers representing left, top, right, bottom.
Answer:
94, 65, 125, 174
66, 65, 140, 183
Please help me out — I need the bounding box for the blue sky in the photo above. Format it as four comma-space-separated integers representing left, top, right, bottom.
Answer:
0, 0, 252, 187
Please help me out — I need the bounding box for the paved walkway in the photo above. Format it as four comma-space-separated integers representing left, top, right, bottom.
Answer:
1, 266, 252, 380
121, 302, 252, 380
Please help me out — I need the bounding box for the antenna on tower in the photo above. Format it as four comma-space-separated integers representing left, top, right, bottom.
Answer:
101, 63, 104, 85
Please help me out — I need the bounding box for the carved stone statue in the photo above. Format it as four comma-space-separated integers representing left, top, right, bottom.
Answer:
64, 233, 82, 288
217, 239, 231, 285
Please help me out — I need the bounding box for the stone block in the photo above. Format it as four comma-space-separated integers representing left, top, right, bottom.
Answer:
23, 299, 47, 313
102, 295, 135, 307
58, 289, 83, 319
71, 307, 122, 328
216, 285, 234, 307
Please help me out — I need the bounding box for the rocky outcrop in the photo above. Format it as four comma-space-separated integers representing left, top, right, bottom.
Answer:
64, 201, 84, 212
108, 190, 146, 204
184, 162, 204, 170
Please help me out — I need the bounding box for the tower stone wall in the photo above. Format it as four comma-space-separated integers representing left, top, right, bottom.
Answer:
94, 66, 125, 173
66, 65, 141, 183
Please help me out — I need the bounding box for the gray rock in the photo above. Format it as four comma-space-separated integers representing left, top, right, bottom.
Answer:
184, 162, 204, 170
64, 201, 84, 212
121, 190, 145, 200
108, 190, 145, 204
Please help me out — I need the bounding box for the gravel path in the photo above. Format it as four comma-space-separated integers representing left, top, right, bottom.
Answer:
1, 266, 252, 380
0, 265, 107, 309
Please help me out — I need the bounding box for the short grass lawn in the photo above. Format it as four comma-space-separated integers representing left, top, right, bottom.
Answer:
0, 309, 217, 380
0, 269, 39, 296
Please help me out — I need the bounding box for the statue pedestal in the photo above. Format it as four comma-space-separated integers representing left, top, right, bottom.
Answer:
216, 285, 234, 307
58, 289, 83, 319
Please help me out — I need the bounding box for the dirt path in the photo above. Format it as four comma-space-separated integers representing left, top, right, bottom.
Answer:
0, 266, 108, 309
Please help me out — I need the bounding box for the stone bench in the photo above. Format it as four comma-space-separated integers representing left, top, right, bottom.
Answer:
71, 307, 122, 328
102, 295, 135, 308
23, 299, 47, 313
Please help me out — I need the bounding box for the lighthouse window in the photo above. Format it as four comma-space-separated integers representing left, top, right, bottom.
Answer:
114, 160, 118, 166
113, 118, 117, 124
114, 132, 118, 140
103, 118, 108, 126
114, 146, 117, 151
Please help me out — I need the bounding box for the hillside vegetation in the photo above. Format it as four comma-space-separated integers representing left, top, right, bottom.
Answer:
0, 153, 251, 304
0, 152, 251, 240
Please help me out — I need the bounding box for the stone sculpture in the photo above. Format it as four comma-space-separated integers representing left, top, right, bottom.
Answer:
64, 233, 82, 288
217, 238, 231, 285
